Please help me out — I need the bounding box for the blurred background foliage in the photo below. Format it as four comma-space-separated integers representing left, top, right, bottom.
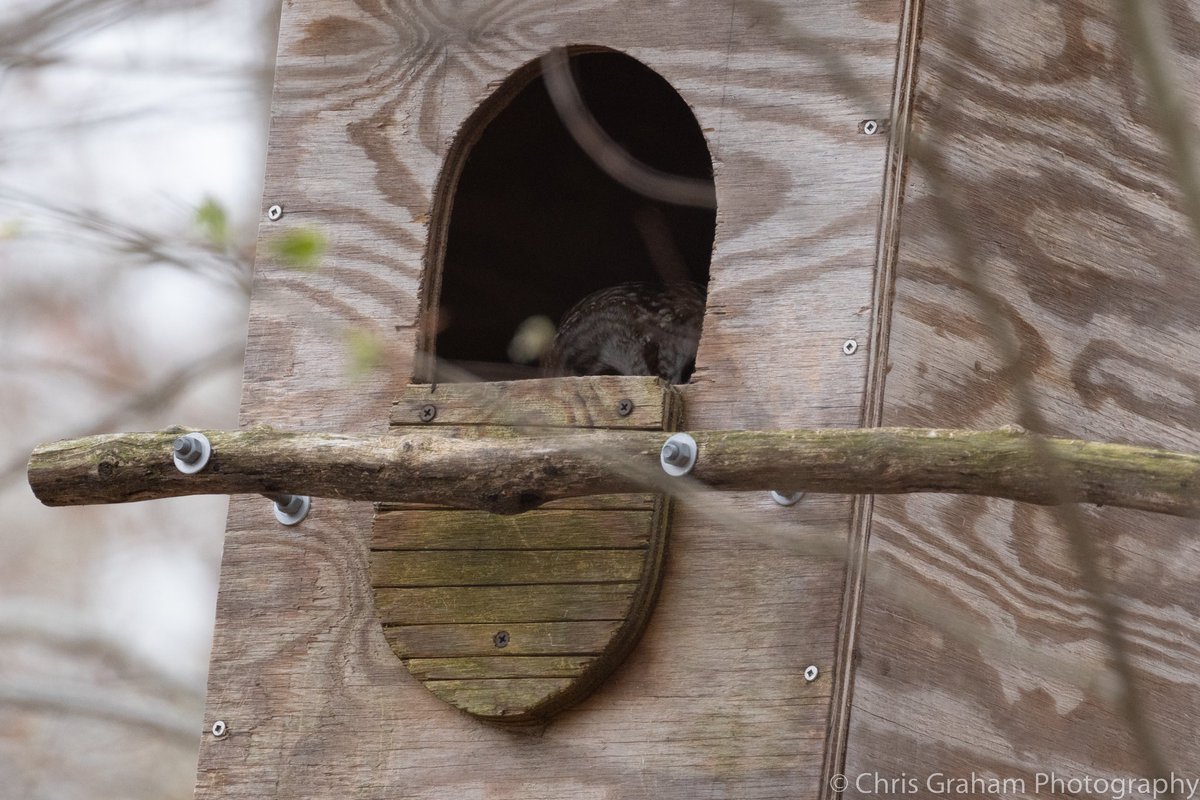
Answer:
0, 1, 280, 796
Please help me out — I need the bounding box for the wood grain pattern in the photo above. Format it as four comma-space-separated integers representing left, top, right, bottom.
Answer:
406, 655, 594, 680
369, 376, 676, 725
369, 549, 648, 586
822, 2, 924, 789
384, 621, 625, 658
194, 0, 902, 795
424, 678, 578, 719
393, 375, 675, 428
843, 0, 1200, 794
375, 584, 640, 624
380, 492, 659, 511
372, 509, 654, 549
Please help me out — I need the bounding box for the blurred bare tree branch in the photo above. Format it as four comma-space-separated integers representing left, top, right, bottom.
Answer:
0, 0, 276, 797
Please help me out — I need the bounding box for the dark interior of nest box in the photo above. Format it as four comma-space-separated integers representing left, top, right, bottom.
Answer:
424, 49, 716, 382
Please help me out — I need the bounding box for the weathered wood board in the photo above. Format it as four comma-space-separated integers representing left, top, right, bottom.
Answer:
843, 0, 1200, 795
371, 377, 679, 725
194, 0, 902, 797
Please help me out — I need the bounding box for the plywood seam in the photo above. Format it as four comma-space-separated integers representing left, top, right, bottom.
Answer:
820, 0, 926, 796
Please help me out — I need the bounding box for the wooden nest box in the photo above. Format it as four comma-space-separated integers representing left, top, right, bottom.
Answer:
188, 1, 1200, 797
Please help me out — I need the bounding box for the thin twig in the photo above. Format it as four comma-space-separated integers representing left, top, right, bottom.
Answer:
0, 602, 203, 702
539, 48, 716, 209
1114, 0, 1200, 251
0, 341, 244, 487
0, 679, 199, 746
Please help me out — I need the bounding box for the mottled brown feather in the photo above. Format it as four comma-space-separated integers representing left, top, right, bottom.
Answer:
545, 282, 705, 383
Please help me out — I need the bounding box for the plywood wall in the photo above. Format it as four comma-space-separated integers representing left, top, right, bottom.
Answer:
844, 0, 1200, 794
194, 1, 902, 797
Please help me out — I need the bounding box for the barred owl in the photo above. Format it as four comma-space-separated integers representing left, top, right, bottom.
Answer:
546, 282, 705, 384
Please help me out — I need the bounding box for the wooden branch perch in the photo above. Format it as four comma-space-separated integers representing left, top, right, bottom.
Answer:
26, 426, 1200, 517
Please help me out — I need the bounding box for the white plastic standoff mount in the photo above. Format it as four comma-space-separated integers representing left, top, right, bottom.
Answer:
270, 494, 311, 526
172, 432, 212, 474
770, 491, 805, 506
660, 432, 698, 477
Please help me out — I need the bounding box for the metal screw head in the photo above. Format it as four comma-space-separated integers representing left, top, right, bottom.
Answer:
271, 494, 311, 526
861, 119, 879, 135
617, 399, 634, 417
211, 720, 228, 738
493, 630, 510, 648
272, 494, 304, 515
281, 496, 303, 514
266, 204, 283, 221
804, 665, 819, 682
173, 436, 202, 465
842, 339, 859, 356
660, 432, 698, 476
172, 432, 212, 474
419, 404, 437, 423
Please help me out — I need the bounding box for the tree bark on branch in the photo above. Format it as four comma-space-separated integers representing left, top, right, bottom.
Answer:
26, 425, 1200, 517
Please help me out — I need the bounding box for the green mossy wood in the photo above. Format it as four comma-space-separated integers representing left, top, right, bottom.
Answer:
28, 417, 1200, 518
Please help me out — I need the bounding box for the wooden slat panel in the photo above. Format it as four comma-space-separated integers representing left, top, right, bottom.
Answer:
383, 621, 623, 658
374, 371, 675, 725
423, 678, 577, 719
375, 584, 638, 625
537, 493, 657, 511
372, 510, 653, 550
369, 550, 647, 587
843, 0, 1200, 793
379, 493, 658, 512
382, 424, 552, 441
407, 656, 595, 680
392, 376, 676, 429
